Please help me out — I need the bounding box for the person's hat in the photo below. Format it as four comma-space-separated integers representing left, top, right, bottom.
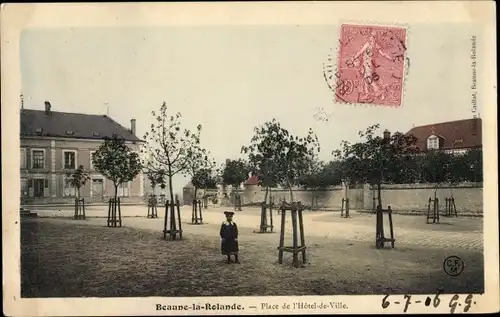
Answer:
224, 211, 235, 216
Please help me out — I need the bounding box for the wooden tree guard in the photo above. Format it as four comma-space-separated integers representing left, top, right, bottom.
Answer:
375, 205, 395, 249
445, 197, 458, 217
107, 197, 122, 227
258, 201, 274, 233
191, 199, 203, 224
277, 201, 307, 268
427, 197, 440, 223
234, 195, 242, 211
340, 198, 350, 218
74, 198, 86, 220
147, 195, 158, 218
163, 199, 183, 240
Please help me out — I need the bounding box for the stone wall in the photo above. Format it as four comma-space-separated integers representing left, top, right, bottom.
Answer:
242, 182, 483, 214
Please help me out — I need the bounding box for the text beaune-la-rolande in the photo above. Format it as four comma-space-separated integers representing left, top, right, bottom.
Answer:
156, 303, 243, 311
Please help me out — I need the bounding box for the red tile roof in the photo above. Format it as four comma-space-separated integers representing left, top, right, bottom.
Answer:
406, 118, 482, 151
244, 175, 259, 185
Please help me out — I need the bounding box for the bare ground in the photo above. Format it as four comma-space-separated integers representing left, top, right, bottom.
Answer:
21, 217, 483, 297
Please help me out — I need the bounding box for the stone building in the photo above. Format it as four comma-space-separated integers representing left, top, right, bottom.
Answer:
20, 101, 144, 205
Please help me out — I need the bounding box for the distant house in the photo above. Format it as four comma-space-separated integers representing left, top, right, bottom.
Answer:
20, 101, 145, 205
406, 118, 482, 154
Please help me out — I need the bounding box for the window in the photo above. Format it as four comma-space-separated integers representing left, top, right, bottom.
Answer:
63, 176, 77, 197
427, 136, 439, 150
21, 178, 28, 197
117, 182, 130, 197
33, 178, 48, 198
31, 149, 45, 169
63, 150, 77, 169
89, 151, 96, 170
20, 148, 27, 169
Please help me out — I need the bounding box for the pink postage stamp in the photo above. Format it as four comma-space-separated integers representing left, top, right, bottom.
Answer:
335, 24, 408, 107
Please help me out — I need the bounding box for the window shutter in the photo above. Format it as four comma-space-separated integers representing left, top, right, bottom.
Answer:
28, 179, 33, 197
44, 179, 49, 197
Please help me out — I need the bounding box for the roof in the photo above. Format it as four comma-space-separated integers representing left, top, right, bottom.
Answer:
20, 109, 143, 142
244, 175, 259, 186
406, 118, 482, 151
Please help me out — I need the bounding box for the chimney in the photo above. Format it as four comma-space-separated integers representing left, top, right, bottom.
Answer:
130, 118, 136, 135
44, 101, 52, 115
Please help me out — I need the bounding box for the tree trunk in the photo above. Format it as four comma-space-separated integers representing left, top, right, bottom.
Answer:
377, 182, 382, 209
288, 180, 294, 202
77, 187, 81, 199
114, 183, 119, 201
152, 184, 156, 196
167, 168, 175, 204
264, 186, 269, 204
311, 190, 315, 210
194, 187, 198, 201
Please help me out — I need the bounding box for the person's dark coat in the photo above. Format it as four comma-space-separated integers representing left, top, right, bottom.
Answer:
220, 221, 239, 255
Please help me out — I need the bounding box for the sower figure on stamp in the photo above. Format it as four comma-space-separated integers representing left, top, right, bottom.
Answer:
220, 211, 240, 264
347, 32, 395, 101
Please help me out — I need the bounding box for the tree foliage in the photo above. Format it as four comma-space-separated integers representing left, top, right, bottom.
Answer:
147, 169, 167, 194
92, 134, 142, 199
141, 102, 202, 202
417, 148, 483, 186
192, 168, 218, 191
65, 164, 91, 198
332, 124, 419, 187
183, 145, 217, 198
221, 159, 249, 190
241, 118, 320, 202
332, 124, 483, 200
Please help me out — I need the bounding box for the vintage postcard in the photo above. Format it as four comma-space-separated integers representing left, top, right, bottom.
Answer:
2, 1, 498, 316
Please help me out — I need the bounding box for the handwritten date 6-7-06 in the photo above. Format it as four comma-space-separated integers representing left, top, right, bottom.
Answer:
382, 292, 475, 314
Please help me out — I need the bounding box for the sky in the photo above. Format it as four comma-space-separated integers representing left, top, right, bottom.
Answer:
19, 24, 481, 195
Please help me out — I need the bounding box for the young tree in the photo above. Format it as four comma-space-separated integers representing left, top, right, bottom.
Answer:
418, 150, 453, 199
65, 165, 91, 198
92, 134, 142, 201
333, 124, 418, 209
192, 167, 218, 197
241, 118, 320, 202
243, 151, 279, 205
141, 102, 202, 205
146, 168, 166, 196
221, 159, 250, 204
184, 146, 217, 200
464, 148, 483, 183
299, 159, 342, 210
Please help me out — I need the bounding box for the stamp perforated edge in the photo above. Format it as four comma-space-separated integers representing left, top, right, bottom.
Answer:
325, 19, 412, 109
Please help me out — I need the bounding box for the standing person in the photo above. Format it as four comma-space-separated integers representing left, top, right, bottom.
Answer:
220, 211, 240, 264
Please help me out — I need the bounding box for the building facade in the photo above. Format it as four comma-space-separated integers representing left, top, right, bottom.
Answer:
406, 118, 482, 154
20, 101, 145, 205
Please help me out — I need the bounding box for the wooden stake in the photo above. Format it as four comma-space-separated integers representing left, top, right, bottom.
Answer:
278, 209, 286, 264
